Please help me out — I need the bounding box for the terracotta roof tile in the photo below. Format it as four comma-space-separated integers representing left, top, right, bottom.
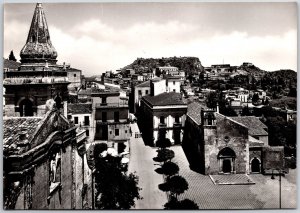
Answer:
142, 92, 186, 107
230, 116, 268, 136
3, 117, 43, 154
68, 103, 92, 114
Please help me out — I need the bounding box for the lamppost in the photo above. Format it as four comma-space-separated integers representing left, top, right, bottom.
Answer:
271, 169, 285, 209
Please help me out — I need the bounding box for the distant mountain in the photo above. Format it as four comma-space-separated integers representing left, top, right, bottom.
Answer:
122, 56, 204, 75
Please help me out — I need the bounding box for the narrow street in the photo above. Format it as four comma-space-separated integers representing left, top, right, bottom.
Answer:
128, 122, 168, 209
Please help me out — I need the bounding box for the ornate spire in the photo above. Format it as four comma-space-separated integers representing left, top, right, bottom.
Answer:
20, 3, 57, 64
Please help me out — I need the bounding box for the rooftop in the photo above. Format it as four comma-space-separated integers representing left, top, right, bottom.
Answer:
68, 103, 92, 114
142, 92, 186, 107
3, 117, 43, 155
187, 102, 207, 125
3, 58, 20, 70
230, 116, 268, 136
136, 80, 150, 88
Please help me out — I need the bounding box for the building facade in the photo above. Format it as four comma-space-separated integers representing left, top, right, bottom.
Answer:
182, 102, 284, 175
91, 90, 131, 154
139, 92, 187, 146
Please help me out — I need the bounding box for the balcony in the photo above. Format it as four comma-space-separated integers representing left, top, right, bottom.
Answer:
95, 102, 128, 108
158, 123, 167, 129
3, 77, 69, 85
173, 122, 182, 129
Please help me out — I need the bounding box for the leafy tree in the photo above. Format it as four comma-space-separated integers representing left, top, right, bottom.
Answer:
94, 148, 141, 209
156, 137, 172, 150
160, 161, 179, 177
153, 149, 175, 163
219, 106, 237, 116
8, 50, 17, 61
206, 92, 218, 108
159, 175, 188, 199
164, 198, 199, 210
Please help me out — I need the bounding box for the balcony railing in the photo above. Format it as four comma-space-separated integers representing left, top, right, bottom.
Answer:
95, 102, 128, 108
3, 77, 69, 85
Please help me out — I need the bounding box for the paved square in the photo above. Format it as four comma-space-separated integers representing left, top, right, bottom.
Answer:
170, 146, 297, 209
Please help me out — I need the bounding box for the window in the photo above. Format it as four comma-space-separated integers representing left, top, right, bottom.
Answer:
74, 116, 78, 124
173, 81, 175, 85
160, 116, 165, 124
175, 116, 180, 123
173, 89, 176, 92
145, 90, 149, 95
125, 130, 128, 134
114, 111, 119, 122
84, 116, 89, 126
86, 129, 89, 136
102, 97, 107, 105
102, 112, 107, 122
74, 74, 76, 77
115, 129, 119, 136
138, 90, 142, 95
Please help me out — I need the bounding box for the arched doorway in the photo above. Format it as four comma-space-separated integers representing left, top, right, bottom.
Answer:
218, 147, 236, 174
251, 158, 261, 173
19, 99, 33, 117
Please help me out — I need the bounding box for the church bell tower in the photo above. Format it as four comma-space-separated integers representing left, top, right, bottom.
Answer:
3, 3, 69, 117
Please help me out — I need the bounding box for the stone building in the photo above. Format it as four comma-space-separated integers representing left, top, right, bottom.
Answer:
3, 107, 93, 209
3, 3, 93, 209
139, 92, 187, 146
68, 103, 93, 142
66, 67, 82, 92
91, 89, 131, 154
182, 102, 284, 175
3, 3, 69, 117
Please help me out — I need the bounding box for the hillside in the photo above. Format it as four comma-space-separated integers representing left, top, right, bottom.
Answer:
237, 63, 267, 76
122, 56, 204, 75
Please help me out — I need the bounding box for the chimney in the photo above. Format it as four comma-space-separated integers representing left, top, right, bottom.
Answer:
216, 102, 219, 113
17, 129, 29, 147
63, 62, 66, 70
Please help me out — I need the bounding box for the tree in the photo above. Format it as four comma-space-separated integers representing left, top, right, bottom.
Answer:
156, 137, 172, 150
159, 175, 188, 199
8, 50, 17, 61
206, 92, 218, 108
153, 149, 175, 163
160, 161, 179, 177
94, 149, 141, 209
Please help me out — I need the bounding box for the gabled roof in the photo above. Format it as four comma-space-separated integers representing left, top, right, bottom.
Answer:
136, 80, 150, 88
68, 103, 92, 114
187, 102, 207, 125
230, 116, 268, 136
142, 92, 186, 107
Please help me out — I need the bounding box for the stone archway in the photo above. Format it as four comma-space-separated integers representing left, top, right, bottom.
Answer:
251, 157, 261, 173
218, 147, 236, 174
19, 99, 34, 117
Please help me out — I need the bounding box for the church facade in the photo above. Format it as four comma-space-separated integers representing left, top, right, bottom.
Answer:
182, 102, 285, 175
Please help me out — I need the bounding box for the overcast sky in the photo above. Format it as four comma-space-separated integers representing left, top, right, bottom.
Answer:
4, 2, 297, 76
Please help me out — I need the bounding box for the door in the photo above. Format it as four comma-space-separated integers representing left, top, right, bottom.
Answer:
223, 159, 231, 173
251, 158, 260, 173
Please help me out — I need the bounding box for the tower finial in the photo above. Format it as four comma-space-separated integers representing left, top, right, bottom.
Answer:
20, 3, 57, 64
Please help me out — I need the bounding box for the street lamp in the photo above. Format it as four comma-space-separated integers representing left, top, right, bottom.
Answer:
271, 169, 285, 209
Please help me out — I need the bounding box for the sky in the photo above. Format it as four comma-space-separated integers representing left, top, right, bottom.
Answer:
3, 2, 297, 76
